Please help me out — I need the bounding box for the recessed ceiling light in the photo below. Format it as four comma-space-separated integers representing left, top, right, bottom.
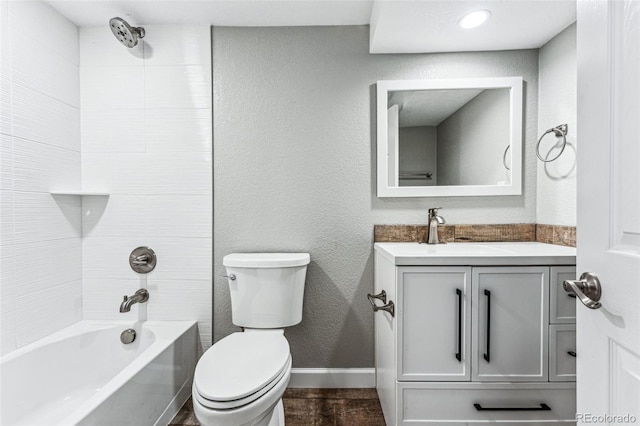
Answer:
458, 10, 491, 29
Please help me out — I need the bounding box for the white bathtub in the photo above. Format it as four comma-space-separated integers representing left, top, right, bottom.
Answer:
0, 320, 198, 426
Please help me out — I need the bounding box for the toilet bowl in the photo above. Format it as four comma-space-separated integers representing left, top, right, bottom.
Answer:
193, 253, 310, 426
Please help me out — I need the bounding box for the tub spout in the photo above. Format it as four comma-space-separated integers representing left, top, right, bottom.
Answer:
120, 289, 149, 313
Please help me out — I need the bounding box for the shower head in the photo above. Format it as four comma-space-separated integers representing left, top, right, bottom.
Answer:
109, 17, 145, 48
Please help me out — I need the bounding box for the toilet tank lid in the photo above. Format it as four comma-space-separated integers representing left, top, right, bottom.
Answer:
223, 253, 310, 268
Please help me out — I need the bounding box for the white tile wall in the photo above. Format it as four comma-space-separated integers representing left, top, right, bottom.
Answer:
146, 195, 212, 237
13, 138, 80, 192
15, 280, 82, 347
79, 25, 212, 347
13, 192, 81, 243
81, 195, 146, 238
142, 25, 211, 66
82, 109, 146, 153
145, 109, 212, 153
144, 66, 211, 109
80, 26, 143, 67
82, 153, 146, 194
1, 1, 82, 356
12, 85, 81, 151
10, 28, 80, 107
80, 66, 145, 110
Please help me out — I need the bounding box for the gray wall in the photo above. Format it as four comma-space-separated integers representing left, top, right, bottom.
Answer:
399, 126, 437, 186
437, 89, 510, 186
212, 26, 539, 368
536, 23, 576, 226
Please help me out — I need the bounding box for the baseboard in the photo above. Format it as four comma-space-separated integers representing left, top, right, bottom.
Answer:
288, 368, 375, 388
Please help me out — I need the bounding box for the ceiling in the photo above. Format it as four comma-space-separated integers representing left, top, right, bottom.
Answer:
45, 0, 576, 54
390, 88, 485, 127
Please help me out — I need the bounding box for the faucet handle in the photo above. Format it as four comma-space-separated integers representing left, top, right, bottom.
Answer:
123, 295, 128, 302
429, 207, 443, 216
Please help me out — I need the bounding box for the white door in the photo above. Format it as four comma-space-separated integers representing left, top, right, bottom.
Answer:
576, 0, 640, 423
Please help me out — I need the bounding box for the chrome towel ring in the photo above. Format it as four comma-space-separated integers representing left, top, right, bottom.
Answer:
536, 124, 568, 162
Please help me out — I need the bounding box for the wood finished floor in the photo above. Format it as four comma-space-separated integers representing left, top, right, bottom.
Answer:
168, 389, 386, 426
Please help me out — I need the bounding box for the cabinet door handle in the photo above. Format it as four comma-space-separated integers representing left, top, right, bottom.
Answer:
474, 403, 551, 411
455, 289, 462, 362
567, 350, 577, 357
483, 289, 491, 363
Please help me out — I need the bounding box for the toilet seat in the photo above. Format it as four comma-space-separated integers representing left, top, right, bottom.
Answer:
194, 331, 290, 409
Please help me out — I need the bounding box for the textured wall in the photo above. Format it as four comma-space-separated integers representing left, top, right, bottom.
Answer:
536, 23, 577, 226
0, 1, 81, 355
437, 89, 510, 186
79, 25, 213, 347
212, 26, 539, 367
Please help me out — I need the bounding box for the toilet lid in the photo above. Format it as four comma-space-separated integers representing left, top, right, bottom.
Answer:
194, 332, 290, 402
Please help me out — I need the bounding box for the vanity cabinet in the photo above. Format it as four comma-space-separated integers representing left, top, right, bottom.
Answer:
374, 243, 577, 425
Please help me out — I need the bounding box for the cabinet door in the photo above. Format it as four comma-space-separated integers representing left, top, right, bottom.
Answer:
398, 267, 471, 381
550, 266, 577, 324
472, 267, 549, 382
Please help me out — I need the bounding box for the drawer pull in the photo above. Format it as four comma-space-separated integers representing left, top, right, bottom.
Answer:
567, 293, 577, 298
483, 289, 491, 363
567, 350, 577, 357
456, 289, 462, 362
474, 403, 551, 411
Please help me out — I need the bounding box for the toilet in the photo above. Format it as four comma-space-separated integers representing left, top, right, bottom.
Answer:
192, 253, 310, 426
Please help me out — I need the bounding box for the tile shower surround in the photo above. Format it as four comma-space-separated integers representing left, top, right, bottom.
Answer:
374, 223, 576, 247
1, 1, 82, 355
79, 25, 213, 346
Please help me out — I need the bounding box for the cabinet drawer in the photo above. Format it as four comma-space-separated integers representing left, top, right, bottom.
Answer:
550, 325, 576, 382
550, 266, 577, 323
397, 382, 576, 424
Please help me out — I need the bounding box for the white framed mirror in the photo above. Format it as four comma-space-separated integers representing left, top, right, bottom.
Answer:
376, 77, 523, 197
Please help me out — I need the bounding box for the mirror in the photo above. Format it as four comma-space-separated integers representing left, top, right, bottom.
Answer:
376, 77, 523, 197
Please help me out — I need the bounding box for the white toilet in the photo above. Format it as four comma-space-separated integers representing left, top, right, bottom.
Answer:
192, 253, 310, 426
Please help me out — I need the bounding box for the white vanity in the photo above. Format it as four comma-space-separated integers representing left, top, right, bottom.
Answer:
372, 242, 577, 425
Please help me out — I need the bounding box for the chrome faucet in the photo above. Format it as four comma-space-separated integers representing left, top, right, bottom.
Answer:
426, 207, 446, 244
119, 289, 149, 313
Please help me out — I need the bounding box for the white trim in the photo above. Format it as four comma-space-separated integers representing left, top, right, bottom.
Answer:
376, 76, 523, 198
288, 368, 375, 388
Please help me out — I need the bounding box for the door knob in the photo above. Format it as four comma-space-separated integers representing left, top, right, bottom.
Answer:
563, 272, 602, 309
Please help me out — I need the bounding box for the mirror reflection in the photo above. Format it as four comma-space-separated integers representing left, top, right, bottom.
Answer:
389, 88, 511, 187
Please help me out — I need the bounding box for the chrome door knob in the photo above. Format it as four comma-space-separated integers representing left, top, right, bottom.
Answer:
563, 272, 602, 309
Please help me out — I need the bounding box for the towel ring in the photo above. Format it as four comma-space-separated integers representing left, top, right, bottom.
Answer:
503, 145, 511, 170
536, 124, 568, 163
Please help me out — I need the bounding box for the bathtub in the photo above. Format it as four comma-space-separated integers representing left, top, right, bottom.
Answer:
0, 320, 198, 426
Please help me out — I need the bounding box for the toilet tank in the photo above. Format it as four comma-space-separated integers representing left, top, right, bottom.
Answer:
223, 253, 310, 328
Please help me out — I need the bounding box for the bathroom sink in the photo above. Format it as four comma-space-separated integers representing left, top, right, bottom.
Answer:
374, 242, 576, 266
